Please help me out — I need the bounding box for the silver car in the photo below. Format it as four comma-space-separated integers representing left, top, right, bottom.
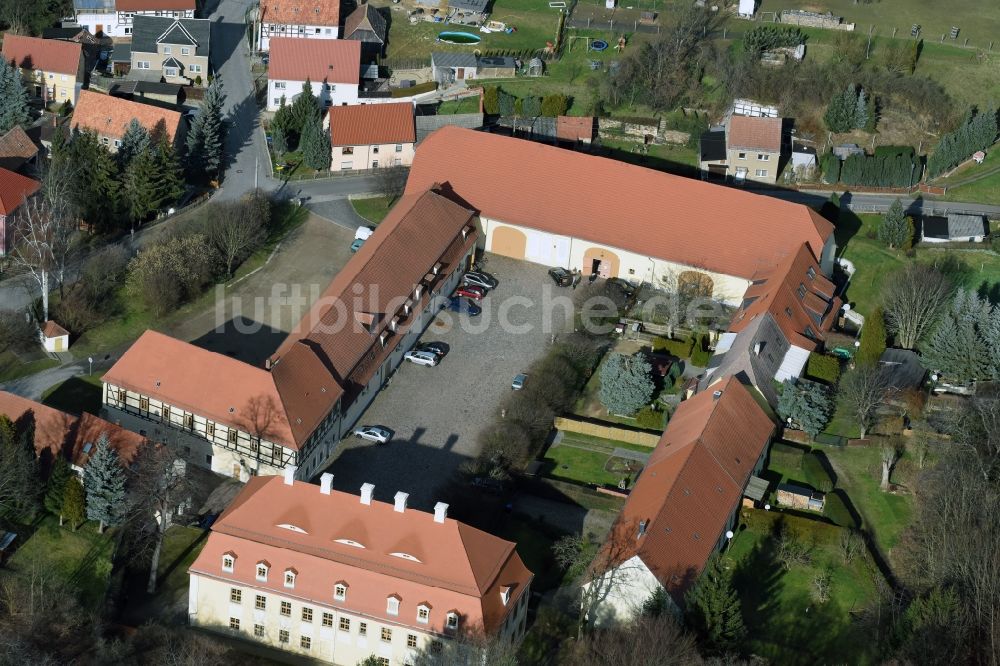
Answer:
463, 271, 498, 290
353, 426, 392, 444
404, 350, 439, 366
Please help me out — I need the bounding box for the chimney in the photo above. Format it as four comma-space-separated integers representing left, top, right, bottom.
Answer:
712, 390, 723, 400
393, 491, 408, 513
320, 472, 334, 495
433, 502, 449, 523
283, 465, 297, 485
360, 483, 375, 505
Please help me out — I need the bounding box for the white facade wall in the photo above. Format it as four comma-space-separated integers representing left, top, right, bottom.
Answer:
267, 79, 359, 112
74, 8, 194, 37
585, 556, 671, 627
260, 23, 339, 51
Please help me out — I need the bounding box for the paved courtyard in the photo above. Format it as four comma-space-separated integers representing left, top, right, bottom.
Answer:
324, 256, 572, 510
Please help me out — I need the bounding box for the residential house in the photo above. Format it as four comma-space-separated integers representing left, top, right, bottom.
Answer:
406, 127, 836, 305
0, 126, 40, 173
1, 34, 85, 106
258, 0, 342, 52
103, 187, 479, 480
266, 38, 360, 112
71, 90, 184, 152
431, 52, 516, 85
72, 0, 197, 38
726, 115, 782, 183
0, 167, 41, 256
0, 390, 147, 474
921, 213, 987, 243
130, 15, 211, 85
342, 3, 386, 63
415, 112, 484, 143
701, 243, 841, 406
329, 102, 416, 172
585, 377, 776, 624
188, 474, 532, 663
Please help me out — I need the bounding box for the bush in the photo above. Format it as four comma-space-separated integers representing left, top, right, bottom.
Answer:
690, 334, 712, 367
653, 336, 694, 358
806, 353, 841, 384
125, 234, 219, 315
821, 152, 841, 184
824, 491, 859, 528
635, 405, 667, 430
482, 86, 499, 114
802, 451, 834, 492
540, 93, 570, 117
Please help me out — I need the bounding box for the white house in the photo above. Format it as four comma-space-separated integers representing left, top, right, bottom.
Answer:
266, 38, 360, 111
40, 321, 70, 353
72, 0, 196, 38
258, 0, 341, 52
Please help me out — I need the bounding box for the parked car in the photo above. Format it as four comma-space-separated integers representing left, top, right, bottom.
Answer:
350, 238, 365, 253
463, 271, 498, 290
416, 341, 448, 356
352, 426, 392, 444
512, 373, 528, 390
454, 285, 486, 301
548, 267, 573, 287
404, 350, 439, 366
447, 297, 482, 317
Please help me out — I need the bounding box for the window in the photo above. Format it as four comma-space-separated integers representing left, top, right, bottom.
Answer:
387, 596, 400, 616
255, 594, 266, 610
190, 64, 201, 73
163, 46, 171, 54
164, 68, 178, 77
807, 266, 817, 280
284, 570, 296, 588
417, 606, 429, 624
446, 613, 459, 630
755, 169, 768, 178
359, 622, 367, 636
371, 161, 378, 169
184, 414, 194, 430
372, 146, 379, 154
302, 607, 313, 622
395, 144, 403, 152
274, 81, 286, 89
431, 640, 443, 653
315, 27, 321, 33
137, 61, 150, 69
340, 161, 353, 169
125, 27, 131, 34
207, 422, 216, 438
229, 617, 240, 630
322, 612, 333, 627
334, 583, 347, 601
222, 554, 234, 572
407, 634, 418, 648
48, 73, 54, 79
300, 636, 311, 650
181, 47, 190, 55
326, 28, 333, 34
256, 563, 268, 581
381, 627, 392, 643
101, 137, 109, 145
278, 630, 289, 644
229, 429, 239, 444
280, 601, 291, 617
254, 624, 264, 637
339, 617, 350, 631
342, 146, 354, 155
230, 588, 242, 603
163, 405, 171, 422
738, 152, 746, 159
796, 283, 807, 299
759, 153, 770, 161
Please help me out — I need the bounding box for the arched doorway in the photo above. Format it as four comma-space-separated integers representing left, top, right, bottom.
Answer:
582, 247, 620, 278
491, 226, 527, 259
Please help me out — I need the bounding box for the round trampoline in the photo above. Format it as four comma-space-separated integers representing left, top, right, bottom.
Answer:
590, 39, 609, 51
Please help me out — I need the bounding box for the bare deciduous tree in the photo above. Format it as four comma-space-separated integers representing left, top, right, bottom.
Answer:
839, 365, 892, 439
879, 437, 905, 491
571, 613, 703, 666
9, 195, 77, 322
882, 264, 953, 349
374, 165, 409, 204
0, 308, 37, 353
207, 191, 270, 276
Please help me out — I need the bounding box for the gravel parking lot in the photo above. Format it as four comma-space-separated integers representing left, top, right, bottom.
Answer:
325, 255, 572, 510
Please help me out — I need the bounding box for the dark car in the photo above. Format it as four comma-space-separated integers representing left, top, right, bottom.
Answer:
416, 341, 448, 356
447, 297, 482, 317
548, 267, 573, 287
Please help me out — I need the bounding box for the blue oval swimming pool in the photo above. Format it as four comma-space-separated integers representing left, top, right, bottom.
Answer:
438, 31, 482, 44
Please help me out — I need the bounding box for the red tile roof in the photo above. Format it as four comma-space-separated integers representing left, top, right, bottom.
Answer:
117, 0, 196, 10
728, 115, 782, 153
0, 166, 40, 216
72, 90, 183, 142
189, 476, 532, 635
0, 126, 38, 163
406, 127, 832, 280
0, 390, 147, 468
329, 101, 415, 146
42, 320, 69, 338
601, 378, 774, 601
267, 37, 360, 84
729, 243, 840, 349
260, 0, 341, 27
556, 115, 595, 141
2, 34, 82, 76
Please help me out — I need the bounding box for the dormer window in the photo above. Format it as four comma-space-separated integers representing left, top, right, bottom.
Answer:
417, 603, 430, 624
446, 612, 459, 630
256, 561, 269, 582
379, 331, 389, 347
387, 595, 400, 616
414, 285, 423, 299
334, 583, 348, 602
222, 552, 236, 573
807, 266, 817, 280
432, 262, 442, 275
501, 586, 512, 606
796, 283, 807, 299
284, 569, 297, 588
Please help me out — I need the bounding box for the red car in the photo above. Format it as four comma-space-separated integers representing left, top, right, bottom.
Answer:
454, 285, 486, 301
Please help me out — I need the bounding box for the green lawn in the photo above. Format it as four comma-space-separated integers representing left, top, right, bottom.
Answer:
0, 350, 60, 383
934, 142, 1000, 187
540, 437, 645, 487
938, 171, 1000, 205
3, 515, 116, 610
727, 510, 880, 665
157, 525, 206, 599
41, 373, 105, 415
437, 96, 481, 114
350, 195, 397, 224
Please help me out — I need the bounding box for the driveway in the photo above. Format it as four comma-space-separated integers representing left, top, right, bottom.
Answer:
324, 256, 569, 510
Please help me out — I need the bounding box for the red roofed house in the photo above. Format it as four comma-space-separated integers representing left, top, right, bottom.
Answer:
0, 390, 147, 474
71, 90, 185, 153
102, 186, 478, 480
188, 474, 532, 661
2, 34, 85, 106
406, 127, 835, 304
725, 114, 783, 184
258, 0, 342, 52
0, 166, 41, 256
266, 38, 360, 111
329, 102, 415, 172
701, 243, 841, 406
585, 377, 775, 624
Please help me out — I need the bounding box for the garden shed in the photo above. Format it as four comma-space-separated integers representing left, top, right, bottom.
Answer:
527, 57, 545, 76
921, 213, 987, 243
40, 320, 69, 353
878, 349, 926, 391
776, 483, 825, 511
742, 474, 769, 507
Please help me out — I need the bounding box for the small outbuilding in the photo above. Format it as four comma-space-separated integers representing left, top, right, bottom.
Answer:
343, 3, 387, 62
41, 320, 70, 353
776, 483, 825, 511
527, 57, 545, 77
738, 0, 756, 18
878, 348, 927, 392
921, 213, 987, 243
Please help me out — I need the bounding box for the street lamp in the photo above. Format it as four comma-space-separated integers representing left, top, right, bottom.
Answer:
88, 356, 93, 376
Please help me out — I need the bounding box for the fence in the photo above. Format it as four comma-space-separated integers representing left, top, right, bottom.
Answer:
553, 416, 661, 447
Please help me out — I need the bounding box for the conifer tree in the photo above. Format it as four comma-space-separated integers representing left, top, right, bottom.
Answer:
62, 475, 86, 531
84, 434, 127, 533
301, 114, 331, 170
44, 457, 72, 525
117, 118, 150, 170
685, 555, 747, 654
0, 57, 30, 133
187, 75, 226, 179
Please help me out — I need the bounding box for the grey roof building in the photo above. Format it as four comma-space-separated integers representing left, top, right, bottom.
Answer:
431, 52, 478, 70
416, 113, 484, 142
921, 213, 987, 242
701, 313, 790, 408
878, 349, 926, 391
131, 16, 211, 58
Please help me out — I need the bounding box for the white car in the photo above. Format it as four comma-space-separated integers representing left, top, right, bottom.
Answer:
353, 426, 392, 444
404, 350, 439, 366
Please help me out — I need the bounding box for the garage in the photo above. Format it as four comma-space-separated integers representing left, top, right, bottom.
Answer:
491, 225, 527, 259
